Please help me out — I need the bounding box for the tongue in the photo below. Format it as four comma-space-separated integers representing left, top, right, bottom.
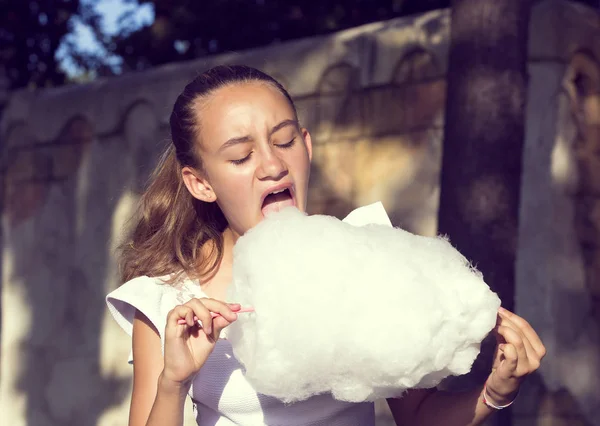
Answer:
261, 191, 294, 216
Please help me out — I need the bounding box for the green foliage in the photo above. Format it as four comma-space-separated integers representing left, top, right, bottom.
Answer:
1, 0, 598, 90
101, 0, 600, 74
108, 0, 450, 73
0, 0, 80, 89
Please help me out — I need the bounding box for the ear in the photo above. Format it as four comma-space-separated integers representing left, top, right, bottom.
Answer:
181, 166, 217, 203
302, 128, 313, 162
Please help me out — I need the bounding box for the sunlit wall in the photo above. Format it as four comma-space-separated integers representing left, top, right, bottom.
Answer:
1, 1, 599, 425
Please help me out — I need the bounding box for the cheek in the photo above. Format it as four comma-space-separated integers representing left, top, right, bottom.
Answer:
212, 168, 254, 202
291, 149, 311, 178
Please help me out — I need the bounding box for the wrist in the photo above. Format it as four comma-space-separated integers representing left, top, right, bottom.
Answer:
158, 372, 192, 397
482, 381, 518, 410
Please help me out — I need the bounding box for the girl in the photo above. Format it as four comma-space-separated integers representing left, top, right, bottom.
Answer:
106, 65, 545, 426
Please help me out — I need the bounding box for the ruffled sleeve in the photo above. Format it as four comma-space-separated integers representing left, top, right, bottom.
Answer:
106, 275, 204, 363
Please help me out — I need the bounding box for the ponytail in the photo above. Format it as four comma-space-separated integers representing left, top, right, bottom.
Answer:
119, 145, 227, 283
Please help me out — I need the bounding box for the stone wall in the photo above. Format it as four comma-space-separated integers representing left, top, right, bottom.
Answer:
0, 1, 598, 425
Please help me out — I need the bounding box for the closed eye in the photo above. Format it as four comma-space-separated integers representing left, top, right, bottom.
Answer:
275, 138, 296, 149
230, 152, 253, 166
230, 138, 295, 165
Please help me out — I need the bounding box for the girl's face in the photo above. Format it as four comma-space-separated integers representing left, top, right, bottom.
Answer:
182, 82, 312, 239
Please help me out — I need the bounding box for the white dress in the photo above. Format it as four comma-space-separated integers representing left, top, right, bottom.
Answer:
106, 203, 393, 426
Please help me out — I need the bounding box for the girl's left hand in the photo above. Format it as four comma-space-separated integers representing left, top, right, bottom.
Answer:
485, 307, 546, 405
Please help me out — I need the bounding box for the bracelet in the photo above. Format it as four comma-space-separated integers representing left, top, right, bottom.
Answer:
481, 381, 517, 410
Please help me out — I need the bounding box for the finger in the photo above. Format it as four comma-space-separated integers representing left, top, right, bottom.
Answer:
168, 305, 195, 327
496, 325, 528, 375
200, 298, 239, 323
229, 303, 241, 311
185, 299, 214, 336
212, 315, 236, 335
499, 308, 546, 358
497, 314, 537, 362
497, 343, 519, 380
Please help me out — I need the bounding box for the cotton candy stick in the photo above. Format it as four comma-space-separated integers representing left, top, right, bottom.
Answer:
177, 307, 255, 325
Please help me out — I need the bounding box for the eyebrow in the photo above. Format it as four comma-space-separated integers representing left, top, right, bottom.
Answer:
218, 119, 300, 152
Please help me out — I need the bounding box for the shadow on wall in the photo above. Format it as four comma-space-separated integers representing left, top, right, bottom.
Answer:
3, 117, 126, 424
2, 102, 168, 424
515, 372, 594, 426
302, 49, 445, 237
511, 48, 600, 425
1, 45, 447, 425
560, 49, 600, 424
566, 51, 600, 326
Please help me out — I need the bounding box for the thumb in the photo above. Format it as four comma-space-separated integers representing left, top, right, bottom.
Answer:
496, 343, 519, 380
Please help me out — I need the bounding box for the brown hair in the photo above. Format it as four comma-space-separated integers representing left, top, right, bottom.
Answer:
119, 65, 297, 283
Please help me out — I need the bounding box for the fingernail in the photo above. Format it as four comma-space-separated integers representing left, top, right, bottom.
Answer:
229, 303, 241, 311
499, 344, 506, 351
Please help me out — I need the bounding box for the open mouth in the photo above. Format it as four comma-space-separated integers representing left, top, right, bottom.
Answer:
261, 187, 295, 217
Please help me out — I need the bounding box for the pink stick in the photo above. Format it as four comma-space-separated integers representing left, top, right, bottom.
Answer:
177, 307, 255, 325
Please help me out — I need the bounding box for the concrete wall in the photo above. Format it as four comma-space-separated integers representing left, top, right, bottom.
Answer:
515, 1, 600, 424
0, 1, 598, 425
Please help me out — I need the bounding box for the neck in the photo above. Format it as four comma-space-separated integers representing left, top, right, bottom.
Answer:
222, 226, 236, 258
198, 227, 235, 298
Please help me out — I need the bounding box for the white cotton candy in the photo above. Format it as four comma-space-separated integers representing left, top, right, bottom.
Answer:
227, 207, 500, 403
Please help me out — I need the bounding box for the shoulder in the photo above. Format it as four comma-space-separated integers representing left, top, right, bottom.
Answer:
106, 274, 206, 338
342, 202, 393, 227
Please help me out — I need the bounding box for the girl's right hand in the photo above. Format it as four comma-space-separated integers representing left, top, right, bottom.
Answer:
161, 298, 239, 386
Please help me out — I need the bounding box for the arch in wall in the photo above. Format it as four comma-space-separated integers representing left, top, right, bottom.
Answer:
52, 115, 94, 180
315, 62, 362, 140
57, 115, 94, 146
2, 121, 33, 168
3, 122, 49, 226
317, 62, 360, 95
123, 100, 165, 192
392, 48, 440, 85
372, 48, 444, 135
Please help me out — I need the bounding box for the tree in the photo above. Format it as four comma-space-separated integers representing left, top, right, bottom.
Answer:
105, 0, 451, 73
0, 0, 80, 90
88, 0, 599, 75
437, 0, 533, 424
1, 0, 598, 89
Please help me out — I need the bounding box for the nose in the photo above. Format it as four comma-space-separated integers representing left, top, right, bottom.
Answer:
256, 146, 288, 181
